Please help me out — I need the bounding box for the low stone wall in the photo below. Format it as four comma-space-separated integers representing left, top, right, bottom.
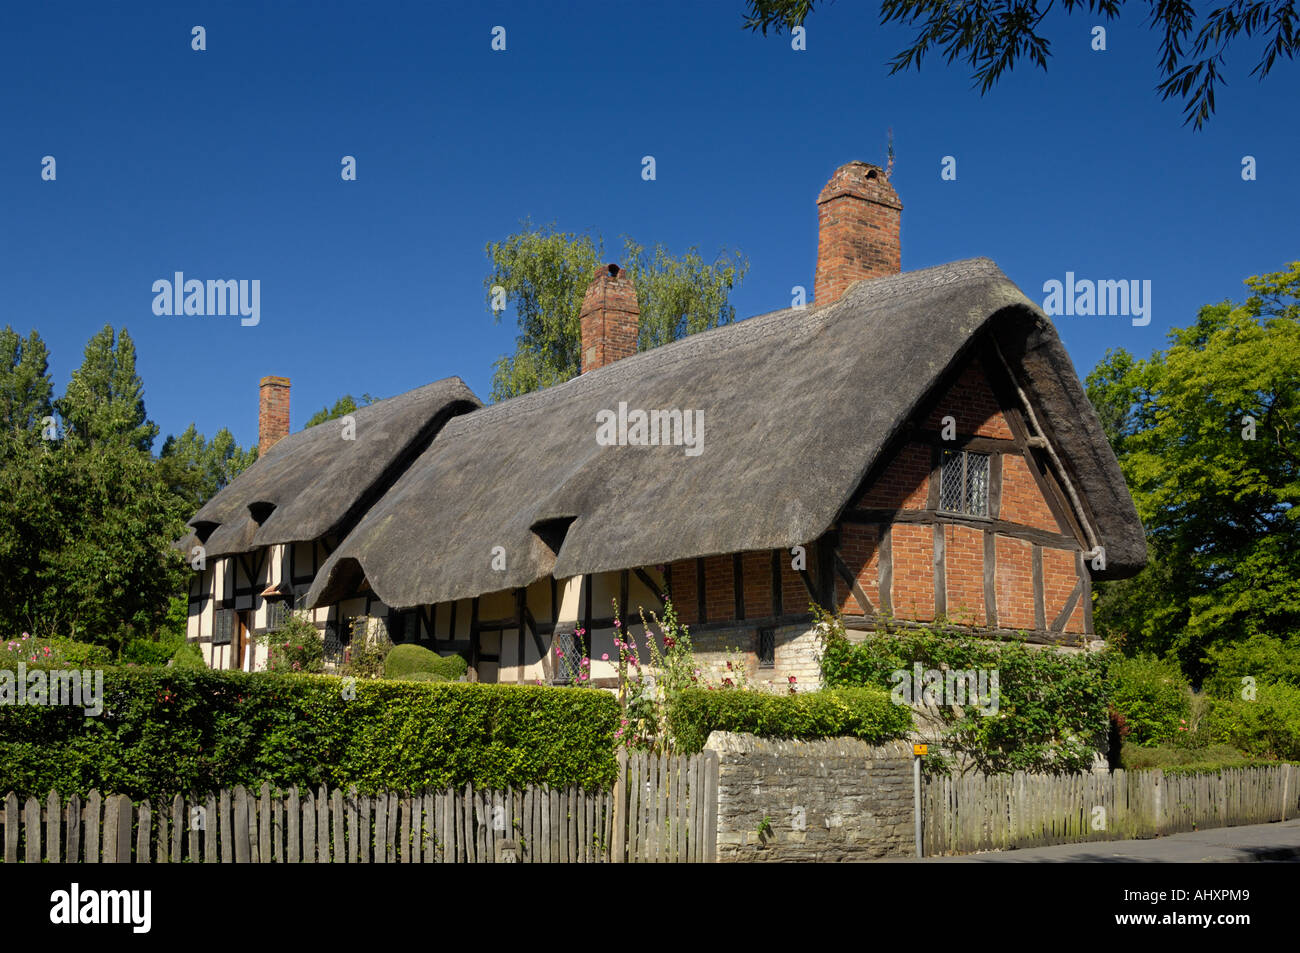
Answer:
706, 731, 914, 861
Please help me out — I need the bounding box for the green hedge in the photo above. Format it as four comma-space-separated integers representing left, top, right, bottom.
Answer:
818, 618, 1109, 773
1202, 681, 1300, 761
0, 668, 618, 799
667, 686, 911, 754
384, 644, 468, 681
1107, 656, 1193, 746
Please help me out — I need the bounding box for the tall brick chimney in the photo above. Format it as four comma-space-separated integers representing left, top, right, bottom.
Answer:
580, 264, 639, 373
814, 161, 903, 305
258, 376, 290, 455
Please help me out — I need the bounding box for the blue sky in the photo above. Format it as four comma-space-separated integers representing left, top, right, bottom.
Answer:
3, 0, 1297, 451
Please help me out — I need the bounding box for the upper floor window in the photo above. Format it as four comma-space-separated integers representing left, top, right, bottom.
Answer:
939, 449, 990, 517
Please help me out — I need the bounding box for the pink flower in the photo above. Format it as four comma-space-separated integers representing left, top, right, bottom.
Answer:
614, 620, 621, 628
601, 653, 609, 661
556, 650, 564, 658
620, 718, 628, 726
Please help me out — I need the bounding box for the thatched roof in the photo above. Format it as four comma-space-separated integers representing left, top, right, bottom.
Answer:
306, 258, 1146, 610
188, 378, 481, 558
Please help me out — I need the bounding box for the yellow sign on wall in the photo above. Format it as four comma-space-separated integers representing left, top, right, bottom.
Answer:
913, 744, 928, 756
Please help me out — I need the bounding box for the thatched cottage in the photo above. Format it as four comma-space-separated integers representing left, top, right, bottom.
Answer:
183, 160, 1147, 688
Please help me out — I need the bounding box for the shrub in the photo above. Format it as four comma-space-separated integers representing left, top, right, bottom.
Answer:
262, 611, 324, 674
1107, 656, 1192, 746
120, 631, 185, 666
1202, 634, 1300, 697
1201, 681, 1300, 761
343, 619, 391, 678
384, 644, 466, 681
667, 685, 911, 755
0, 668, 619, 799
1, 634, 112, 669
171, 642, 205, 670
816, 608, 1109, 773
1121, 742, 1253, 773
394, 671, 447, 683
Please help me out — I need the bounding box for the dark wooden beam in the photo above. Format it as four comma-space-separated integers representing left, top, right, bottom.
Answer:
523, 605, 547, 656
843, 508, 1082, 550
983, 529, 998, 629
469, 597, 480, 682
448, 599, 458, 642
515, 588, 526, 684
927, 443, 942, 510
1032, 544, 1046, 632
878, 525, 893, 615
840, 614, 1087, 648
1051, 578, 1084, 633
696, 558, 707, 625
633, 567, 666, 608
915, 429, 1023, 453
988, 452, 1003, 519
620, 569, 630, 620
732, 554, 745, 620
833, 548, 875, 614
686, 612, 814, 634
770, 549, 783, 618
1080, 551, 1094, 636
933, 524, 947, 619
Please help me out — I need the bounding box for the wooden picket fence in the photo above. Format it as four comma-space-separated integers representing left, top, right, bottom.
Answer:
923, 764, 1300, 855
1, 750, 718, 863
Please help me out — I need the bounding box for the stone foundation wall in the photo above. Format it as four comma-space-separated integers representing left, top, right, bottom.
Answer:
706, 732, 914, 861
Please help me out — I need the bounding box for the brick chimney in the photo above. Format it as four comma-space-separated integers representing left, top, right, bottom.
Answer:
814, 161, 903, 305
258, 376, 290, 455
580, 264, 639, 373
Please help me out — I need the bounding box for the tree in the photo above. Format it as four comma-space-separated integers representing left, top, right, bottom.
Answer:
159, 423, 258, 509
486, 221, 749, 401
0, 325, 191, 647
55, 325, 158, 452
743, 1, 1300, 129
1085, 262, 1300, 682
304, 394, 375, 429
0, 326, 54, 453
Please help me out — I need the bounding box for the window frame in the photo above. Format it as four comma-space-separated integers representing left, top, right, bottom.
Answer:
938, 448, 992, 519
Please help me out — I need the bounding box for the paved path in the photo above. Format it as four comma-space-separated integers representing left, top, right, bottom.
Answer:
894, 819, 1300, 862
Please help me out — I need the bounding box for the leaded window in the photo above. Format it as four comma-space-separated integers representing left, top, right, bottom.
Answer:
939, 450, 990, 517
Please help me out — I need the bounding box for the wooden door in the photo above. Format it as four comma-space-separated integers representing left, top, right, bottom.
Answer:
231, 611, 250, 670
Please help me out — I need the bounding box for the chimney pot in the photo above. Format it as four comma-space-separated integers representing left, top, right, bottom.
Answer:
258, 375, 291, 456
814, 160, 902, 305
580, 265, 639, 373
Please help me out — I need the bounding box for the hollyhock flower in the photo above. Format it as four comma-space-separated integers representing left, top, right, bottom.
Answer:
614, 620, 621, 628
601, 653, 609, 661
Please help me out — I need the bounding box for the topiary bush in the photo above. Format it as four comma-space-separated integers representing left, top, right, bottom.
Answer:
1107, 655, 1193, 746
395, 671, 447, 683
384, 643, 467, 681
0, 668, 619, 799
666, 685, 911, 755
